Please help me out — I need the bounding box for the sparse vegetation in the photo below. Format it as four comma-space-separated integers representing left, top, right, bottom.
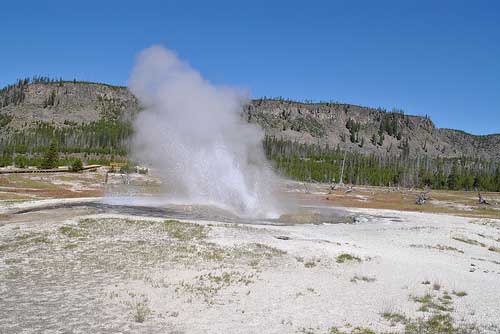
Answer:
381, 311, 407, 324
453, 236, 500, 253
452, 236, 485, 247
304, 259, 318, 268
329, 327, 376, 334
178, 271, 255, 302
410, 244, 464, 253
162, 219, 208, 241
0, 202, 497, 333
412, 292, 453, 313
331, 290, 484, 334
59, 225, 87, 238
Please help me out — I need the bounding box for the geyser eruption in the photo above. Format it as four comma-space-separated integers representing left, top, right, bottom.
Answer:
129, 46, 282, 218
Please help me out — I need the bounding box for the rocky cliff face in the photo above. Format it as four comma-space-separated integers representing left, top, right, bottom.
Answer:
1, 81, 499, 161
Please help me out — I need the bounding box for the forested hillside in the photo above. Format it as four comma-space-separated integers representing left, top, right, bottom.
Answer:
264, 136, 500, 191
0, 78, 135, 166
1, 79, 499, 191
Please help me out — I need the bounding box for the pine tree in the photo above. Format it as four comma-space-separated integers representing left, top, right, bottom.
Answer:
40, 141, 59, 169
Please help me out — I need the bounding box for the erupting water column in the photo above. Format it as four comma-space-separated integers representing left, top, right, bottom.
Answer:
128, 45, 282, 218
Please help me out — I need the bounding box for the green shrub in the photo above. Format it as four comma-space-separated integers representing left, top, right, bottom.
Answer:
14, 155, 29, 168
70, 158, 83, 172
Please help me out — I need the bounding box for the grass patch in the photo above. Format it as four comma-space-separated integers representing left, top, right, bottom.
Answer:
452, 235, 499, 253
304, 259, 317, 268
433, 244, 464, 254
178, 271, 255, 302
131, 301, 151, 323
77, 218, 208, 241
381, 311, 407, 324
0, 232, 52, 252
452, 290, 467, 297
350, 275, 376, 283
452, 236, 486, 247
308, 287, 485, 334
403, 313, 482, 334
59, 225, 87, 238
329, 327, 376, 334
336, 253, 361, 263
411, 243, 466, 253
162, 219, 208, 241
195, 242, 285, 263
412, 292, 454, 312
4, 258, 21, 265
332, 313, 483, 334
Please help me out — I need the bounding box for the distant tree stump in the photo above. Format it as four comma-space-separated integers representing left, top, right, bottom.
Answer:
416, 191, 429, 205
478, 193, 490, 205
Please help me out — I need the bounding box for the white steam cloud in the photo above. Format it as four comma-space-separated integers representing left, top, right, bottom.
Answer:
129, 45, 281, 218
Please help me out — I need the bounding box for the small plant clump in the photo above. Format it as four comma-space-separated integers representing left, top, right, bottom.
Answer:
336, 253, 361, 264
350, 275, 376, 283
132, 301, 151, 323
452, 290, 467, 297
304, 260, 317, 268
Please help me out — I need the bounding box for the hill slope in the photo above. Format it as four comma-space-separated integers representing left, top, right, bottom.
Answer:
1, 80, 499, 162
245, 99, 500, 161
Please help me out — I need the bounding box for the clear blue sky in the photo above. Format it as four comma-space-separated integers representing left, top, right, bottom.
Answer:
1, 0, 499, 135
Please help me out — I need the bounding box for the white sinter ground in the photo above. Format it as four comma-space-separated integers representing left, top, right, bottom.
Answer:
0, 199, 499, 333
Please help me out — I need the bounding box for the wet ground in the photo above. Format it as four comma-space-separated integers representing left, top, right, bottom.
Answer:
6, 197, 351, 224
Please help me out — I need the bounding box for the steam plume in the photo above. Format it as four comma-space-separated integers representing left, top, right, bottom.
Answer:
129, 45, 281, 218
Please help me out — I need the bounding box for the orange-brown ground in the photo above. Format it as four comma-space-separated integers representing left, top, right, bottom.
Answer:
322, 186, 499, 219
1, 170, 499, 219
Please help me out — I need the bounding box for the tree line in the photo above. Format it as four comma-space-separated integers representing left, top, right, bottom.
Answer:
0, 119, 131, 167
264, 136, 500, 192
